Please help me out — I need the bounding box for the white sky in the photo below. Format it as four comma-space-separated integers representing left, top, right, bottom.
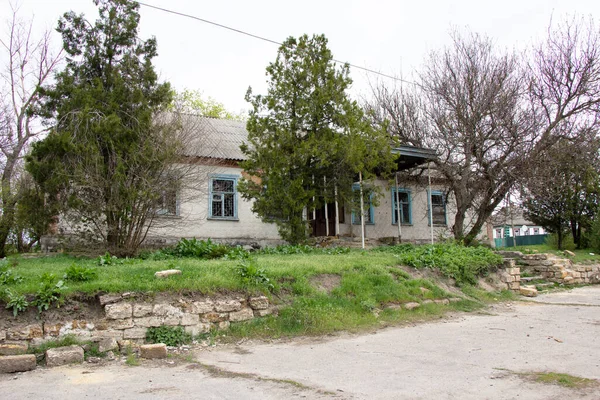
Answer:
2, 0, 600, 114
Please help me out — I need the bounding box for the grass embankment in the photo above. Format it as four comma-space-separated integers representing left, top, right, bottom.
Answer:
1, 243, 510, 338
510, 244, 600, 264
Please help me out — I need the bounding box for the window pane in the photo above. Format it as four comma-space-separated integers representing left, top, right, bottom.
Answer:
212, 201, 222, 217
224, 194, 235, 217
213, 179, 234, 193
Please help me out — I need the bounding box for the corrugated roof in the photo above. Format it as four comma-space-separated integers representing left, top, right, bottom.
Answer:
179, 114, 248, 161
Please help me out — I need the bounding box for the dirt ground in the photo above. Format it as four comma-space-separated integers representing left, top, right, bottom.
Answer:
1, 286, 599, 399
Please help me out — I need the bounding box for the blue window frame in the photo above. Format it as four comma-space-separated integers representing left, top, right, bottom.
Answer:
209, 175, 238, 220
427, 190, 447, 226
351, 184, 374, 225
391, 188, 411, 225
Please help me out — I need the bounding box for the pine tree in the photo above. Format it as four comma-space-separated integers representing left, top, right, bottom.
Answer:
240, 34, 394, 243
26, 0, 175, 255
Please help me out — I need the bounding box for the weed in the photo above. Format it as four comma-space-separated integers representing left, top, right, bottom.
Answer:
28, 335, 81, 355
236, 260, 274, 291
223, 246, 251, 260
63, 263, 98, 282
32, 273, 66, 312
146, 325, 191, 346
167, 238, 230, 259
98, 252, 118, 266
0, 269, 24, 285
4, 289, 29, 316
125, 353, 140, 366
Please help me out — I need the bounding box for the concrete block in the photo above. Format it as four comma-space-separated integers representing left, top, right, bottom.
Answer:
140, 344, 167, 359
45, 345, 84, 367
0, 354, 36, 373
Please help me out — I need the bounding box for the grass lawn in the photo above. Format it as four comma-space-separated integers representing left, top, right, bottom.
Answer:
509, 244, 600, 264
0, 244, 512, 338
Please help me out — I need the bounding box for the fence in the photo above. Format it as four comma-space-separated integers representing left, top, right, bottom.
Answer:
494, 234, 548, 248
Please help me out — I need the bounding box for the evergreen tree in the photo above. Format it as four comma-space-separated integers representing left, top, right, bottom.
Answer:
240, 34, 394, 243
26, 0, 175, 255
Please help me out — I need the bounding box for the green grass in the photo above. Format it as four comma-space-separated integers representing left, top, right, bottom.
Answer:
1, 244, 508, 338
513, 244, 600, 264
498, 368, 599, 390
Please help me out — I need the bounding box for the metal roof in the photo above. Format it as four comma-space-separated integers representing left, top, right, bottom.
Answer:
181, 115, 248, 161
391, 145, 437, 170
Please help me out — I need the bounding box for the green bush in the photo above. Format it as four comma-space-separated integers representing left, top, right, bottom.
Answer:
165, 238, 231, 259
63, 264, 98, 282
0, 268, 24, 285
146, 325, 191, 346
374, 243, 502, 286
4, 289, 29, 316
545, 233, 576, 251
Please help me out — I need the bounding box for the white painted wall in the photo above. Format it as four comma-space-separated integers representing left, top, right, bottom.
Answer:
492, 226, 545, 239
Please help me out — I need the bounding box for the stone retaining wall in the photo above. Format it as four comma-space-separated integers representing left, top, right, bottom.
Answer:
0, 293, 273, 348
498, 259, 521, 292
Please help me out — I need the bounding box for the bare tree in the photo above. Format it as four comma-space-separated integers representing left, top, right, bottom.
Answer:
0, 5, 62, 256
369, 18, 600, 245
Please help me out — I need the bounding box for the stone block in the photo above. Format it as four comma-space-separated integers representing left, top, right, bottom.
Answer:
522, 254, 548, 261
7, 324, 43, 341
0, 343, 28, 356
117, 340, 140, 354
563, 276, 574, 284
421, 300, 434, 305
92, 330, 123, 340
105, 303, 132, 319
502, 258, 516, 268
123, 328, 147, 340
133, 303, 154, 317
99, 294, 122, 306
572, 271, 581, 278
507, 267, 520, 276
214, 300, 242, 312
519, 285, 538, 297
45, 345, 84, 367
108, 318, 134, 330
191, 300, 214, 314
0, 354, 36, 373
404, 302, 420, 310
180, 314, 200, 326
254, 309, 273, 317
134, 316, 162, 328
153, 304, 183, 318
162, 316, 181, 326
508, 281, 520, 290
202, 312, 228, 323
98, 338, 118, 353
43, 323, 63, 337
217, 321, 230, 330
184, 323, 211, 336
140, 344, 167, 359
154, 269, 182, 279
229, 308, 254, 322
249, 296, 269, 310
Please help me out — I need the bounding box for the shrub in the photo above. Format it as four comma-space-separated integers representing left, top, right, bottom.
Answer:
257, 244, 350, 255
0, 269, 24, 285
146, 326, 191, 346
63, 264, 98, 282
167, 238, 231, 259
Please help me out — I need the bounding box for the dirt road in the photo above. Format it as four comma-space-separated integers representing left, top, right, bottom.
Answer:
2, 286, 599, 399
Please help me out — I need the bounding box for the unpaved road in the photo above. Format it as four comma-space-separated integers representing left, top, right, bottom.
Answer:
1, 286, 599, 399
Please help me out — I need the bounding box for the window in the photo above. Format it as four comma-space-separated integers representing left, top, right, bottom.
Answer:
156, 187, 179, 216
533, 228, 539, 235
351, 184, 374, 225
496, 228, 502, 238
392, 188, 411, 225
428, 191, 447, 225
524, 228, 530, 235
209, 176, 237, 219
514, 228, 520, 236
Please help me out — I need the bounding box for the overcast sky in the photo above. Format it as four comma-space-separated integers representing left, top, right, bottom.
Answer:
2, 0, 600, 114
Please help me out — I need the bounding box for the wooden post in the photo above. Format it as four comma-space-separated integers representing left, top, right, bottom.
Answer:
324, 176, 329, 237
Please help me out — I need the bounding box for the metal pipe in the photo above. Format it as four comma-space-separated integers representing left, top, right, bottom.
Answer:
428, 163, 434, 245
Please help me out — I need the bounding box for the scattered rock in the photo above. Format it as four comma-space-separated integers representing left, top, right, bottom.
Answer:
0, 354, 37, 373
254, 309, 273, 317
419, 287, 431, 295
140, 344, 167, 359
434, 299, 450, 305
45, 345, 84, 367
0, 343, 28, 356
98, 338, 118, 353
519, 285, 538, 297
564, 250, 576, 257
87, 357, 102, 364
154, 269, 182, 279
404, 302, 421, 310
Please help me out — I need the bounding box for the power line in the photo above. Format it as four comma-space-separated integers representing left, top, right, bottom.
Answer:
137, 1, 415, 85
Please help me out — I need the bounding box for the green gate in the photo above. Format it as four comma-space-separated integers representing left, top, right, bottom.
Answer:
494, 234, 548, 248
